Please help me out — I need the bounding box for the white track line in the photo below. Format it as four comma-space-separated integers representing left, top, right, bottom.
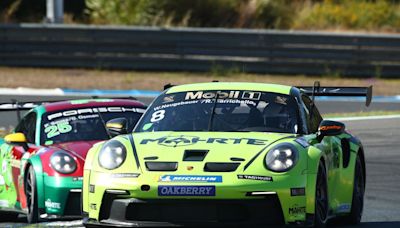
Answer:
330, 115, 400, 121
0, 87, 64, 96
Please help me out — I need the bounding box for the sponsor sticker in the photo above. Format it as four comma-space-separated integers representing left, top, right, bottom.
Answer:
45, 199, 61, 209
163, 95, 175, 103
158, 186, 215, 196
0, 199, 9, 207
185, 91, 240, 100
289, 205, 306, 215
237, 175, 273, 182
159, 175, 222, 183
110, 173, 140, 178
72, 177, 84, 181
47, 107, 144, 121
140, 135, 268, 147
337, 203, 351, 213
242, 91, 261, 100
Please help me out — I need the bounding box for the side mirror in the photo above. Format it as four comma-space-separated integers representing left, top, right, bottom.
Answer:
316, 120, 345, 142
106, 118, 128, 137
4, 132, 29, 151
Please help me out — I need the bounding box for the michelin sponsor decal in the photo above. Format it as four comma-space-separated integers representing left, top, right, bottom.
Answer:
159, 175, 222, 183
237, 175, 273, 182
158, 186, 216, 196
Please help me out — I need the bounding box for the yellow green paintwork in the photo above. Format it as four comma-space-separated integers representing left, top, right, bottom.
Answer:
82, 83, 363, 225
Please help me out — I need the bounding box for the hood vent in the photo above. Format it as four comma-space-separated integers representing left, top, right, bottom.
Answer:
145, 162, 178, 171
183, 150, 209, 162
204, 162, 240, 172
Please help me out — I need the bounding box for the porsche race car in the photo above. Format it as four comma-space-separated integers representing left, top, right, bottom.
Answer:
0, 98, 146, 223
82, 82, 371, 227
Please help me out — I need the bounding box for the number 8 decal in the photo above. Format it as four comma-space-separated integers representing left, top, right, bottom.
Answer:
151, 110, 165, 122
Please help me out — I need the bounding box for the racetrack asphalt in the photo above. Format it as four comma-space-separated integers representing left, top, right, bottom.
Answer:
0, 95, 399, 227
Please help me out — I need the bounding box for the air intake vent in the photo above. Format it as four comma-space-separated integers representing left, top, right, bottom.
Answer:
145, 162, 178, 171
204, 162, 240, 172
183, 150, 209, 161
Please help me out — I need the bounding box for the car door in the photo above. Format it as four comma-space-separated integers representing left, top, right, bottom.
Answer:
2, 111, 39, 210
301, 95, 343, 209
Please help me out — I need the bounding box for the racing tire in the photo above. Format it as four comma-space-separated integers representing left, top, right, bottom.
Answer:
25, 165, 39, 223
343, 154, 365, 224
314, 160, 328, 227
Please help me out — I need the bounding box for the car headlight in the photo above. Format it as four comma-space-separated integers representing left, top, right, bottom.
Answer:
50, 152, 77, 174
98, 140, 127, 170
265, 143, 298, 172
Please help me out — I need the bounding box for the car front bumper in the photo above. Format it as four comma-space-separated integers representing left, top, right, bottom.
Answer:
41, 175, 83, 217
84, 196, 285, 227
83, 171, 317, 226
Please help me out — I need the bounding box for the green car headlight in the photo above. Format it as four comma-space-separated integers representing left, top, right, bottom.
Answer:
265, 143, 298, 172
98, 140, 127, 170
50, 151, 77, 174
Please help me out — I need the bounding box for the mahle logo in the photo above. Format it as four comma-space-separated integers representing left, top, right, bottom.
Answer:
140, 136, 268, 147
158, 136, 199, 147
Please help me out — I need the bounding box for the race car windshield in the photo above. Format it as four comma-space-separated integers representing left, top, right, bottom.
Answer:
41, 106, 142, 145
135, 90, 299, 133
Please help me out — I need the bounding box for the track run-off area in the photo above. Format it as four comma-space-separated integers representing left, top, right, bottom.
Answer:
0, 94, 399, 227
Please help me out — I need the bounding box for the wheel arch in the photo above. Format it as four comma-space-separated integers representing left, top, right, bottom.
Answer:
25, 155, 45, 209
356, 146, 366, 187
305, 145, 328, 218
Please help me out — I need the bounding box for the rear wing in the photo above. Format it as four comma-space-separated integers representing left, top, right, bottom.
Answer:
0, 101, 42, 111
297, 81, 373, 106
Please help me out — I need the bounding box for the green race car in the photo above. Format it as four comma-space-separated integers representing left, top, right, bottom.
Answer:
82, 82, 371, 227
0, 98, 146, 223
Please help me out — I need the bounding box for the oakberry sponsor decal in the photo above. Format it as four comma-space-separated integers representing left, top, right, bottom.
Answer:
159, 175, 222, 183
158, 186, 216, 196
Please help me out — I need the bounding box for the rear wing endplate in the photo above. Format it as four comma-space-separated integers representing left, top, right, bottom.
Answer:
297, 82, 373, 106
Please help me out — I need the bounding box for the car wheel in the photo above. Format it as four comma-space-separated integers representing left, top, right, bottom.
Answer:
314, 160, 328, 227
344, 154, 365, 224
25, 165, 39, 223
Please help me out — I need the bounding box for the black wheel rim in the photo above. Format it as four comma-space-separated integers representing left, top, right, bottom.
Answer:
316, 166, 328, 221
26, 170, 34, 214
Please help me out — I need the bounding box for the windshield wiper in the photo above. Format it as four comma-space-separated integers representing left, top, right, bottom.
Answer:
207, 91, 219, 131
